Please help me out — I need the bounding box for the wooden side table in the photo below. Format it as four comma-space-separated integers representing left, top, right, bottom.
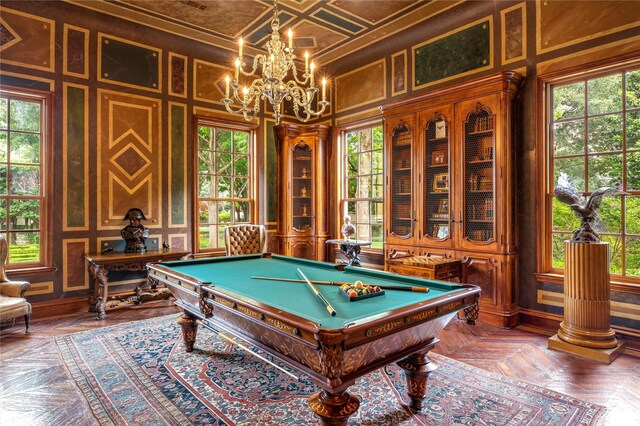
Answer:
84, 248, 190, 319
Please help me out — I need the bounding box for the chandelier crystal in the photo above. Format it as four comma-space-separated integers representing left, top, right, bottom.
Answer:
221, 0, 330, 124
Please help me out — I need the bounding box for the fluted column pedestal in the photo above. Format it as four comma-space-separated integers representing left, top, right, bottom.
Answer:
548, 241, 624, 363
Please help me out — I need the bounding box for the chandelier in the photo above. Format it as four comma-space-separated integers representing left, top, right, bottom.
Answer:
221, 0, 330, 124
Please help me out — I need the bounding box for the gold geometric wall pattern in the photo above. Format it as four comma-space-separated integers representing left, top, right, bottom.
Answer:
97, 90, 161, 230
0, 7, 55, 72
193, 59, 232, 104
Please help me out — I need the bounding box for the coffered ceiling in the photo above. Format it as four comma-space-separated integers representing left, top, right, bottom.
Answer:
67, 0, 462, 65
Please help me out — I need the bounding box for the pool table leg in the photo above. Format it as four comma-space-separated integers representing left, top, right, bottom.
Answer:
309, 390, 360, 425
397, 349, 438, 411
176, 313, 198, 352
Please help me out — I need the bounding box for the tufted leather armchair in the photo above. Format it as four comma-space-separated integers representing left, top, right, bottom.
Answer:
224, 224, 267, 256
0, 235, 31, 333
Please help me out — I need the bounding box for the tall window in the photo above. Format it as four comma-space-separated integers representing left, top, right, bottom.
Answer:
545, 62, 640, 281
342, 124, 384, 248
0, 88, 51, 268
196, 119, 254, 253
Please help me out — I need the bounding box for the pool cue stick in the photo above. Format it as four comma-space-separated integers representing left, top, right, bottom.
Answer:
296, 268, 337, 316
196, 320, 300, 381
251, 275, 430, 293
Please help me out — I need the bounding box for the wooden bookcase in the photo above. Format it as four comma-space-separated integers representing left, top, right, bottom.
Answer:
274, 124, 331, 261
381, 72, 524, 327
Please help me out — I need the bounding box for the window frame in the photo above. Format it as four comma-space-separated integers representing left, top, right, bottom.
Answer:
337, 118, 384, 252
192, 116, 258, 256
0, 85, 54, 275
536, 54, 640, 292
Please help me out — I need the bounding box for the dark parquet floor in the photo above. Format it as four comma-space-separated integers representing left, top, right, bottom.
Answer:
1, 301, 638, 425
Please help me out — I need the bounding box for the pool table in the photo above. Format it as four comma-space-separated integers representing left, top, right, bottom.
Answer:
148, 253, 480, 425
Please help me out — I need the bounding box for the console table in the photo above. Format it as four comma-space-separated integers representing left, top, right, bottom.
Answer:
84, 248, 190, 319
326, 239, 372, 267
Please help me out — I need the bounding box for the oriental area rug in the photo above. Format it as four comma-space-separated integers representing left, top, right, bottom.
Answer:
55, 315, 604, 425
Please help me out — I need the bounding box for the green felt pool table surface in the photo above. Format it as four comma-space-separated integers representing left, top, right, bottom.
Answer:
157, 254, 467, 329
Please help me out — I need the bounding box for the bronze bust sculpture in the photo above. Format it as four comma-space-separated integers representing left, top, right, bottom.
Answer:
341, 215, 356, 240
121, 208, 150, 252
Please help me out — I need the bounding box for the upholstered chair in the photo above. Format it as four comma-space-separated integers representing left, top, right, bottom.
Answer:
0, 235, 31, 333
224, 224, 267, 256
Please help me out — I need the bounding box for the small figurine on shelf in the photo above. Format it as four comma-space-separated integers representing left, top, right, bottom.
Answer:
301, 167, 308, 178
301, 203, 308, 216
341, 215, 356, 241
121, 208, 150, 253
301, 186, 307, 197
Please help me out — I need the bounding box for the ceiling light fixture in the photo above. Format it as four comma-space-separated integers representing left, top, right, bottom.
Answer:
221, 0, 329, 124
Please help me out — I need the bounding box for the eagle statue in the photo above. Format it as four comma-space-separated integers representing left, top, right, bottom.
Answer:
554, 173, 626, 243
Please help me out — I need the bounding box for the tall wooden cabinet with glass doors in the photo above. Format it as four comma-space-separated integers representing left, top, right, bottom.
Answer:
274, 124, 331, 261
382, 72, 524, 327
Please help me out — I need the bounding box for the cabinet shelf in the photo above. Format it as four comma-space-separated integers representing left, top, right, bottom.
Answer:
429, 217, 449, 221
467, 159, 493, 165
468, 129, 494, 136
293, 177, 311, 180
467, 190, 492, 194
396, 217, 412, 221
293, 215, 312, 218
467, 219, 493, 223
394, 167, 412, 172
427, 163, 448, 168
427, 137, 448, 143
293, 196, 311, 199
395, 192, 411, 196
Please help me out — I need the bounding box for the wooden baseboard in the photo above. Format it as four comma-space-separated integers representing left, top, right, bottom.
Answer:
519, 308, 640, 357
31, 296, 90, 320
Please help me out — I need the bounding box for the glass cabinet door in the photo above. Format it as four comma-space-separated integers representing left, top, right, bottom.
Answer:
463, 103, 495, 243
390, 122, 413, 238
423, 113, 451, 242
292, 142, 313, 232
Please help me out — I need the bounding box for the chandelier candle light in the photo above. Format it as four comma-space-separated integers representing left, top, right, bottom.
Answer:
221, 0, 330, 124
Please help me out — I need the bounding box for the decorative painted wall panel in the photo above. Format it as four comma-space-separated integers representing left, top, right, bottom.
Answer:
169, 103, 187, 227
335, 59, 385, 113
97, 90, 161, 230
537, 0, 640, 54
0, 71, 53, 91
169, 52, 187, 98
391, 51, 407, 96
501, 3, 526, 65
63, 239, 88, 291
98, 33, 161, 92
63, 24, 89, 78
25, 281, 54, 296
265, 119, 277, 223
413, 18, 492, 89
168, 233, 187, 250
537, 290, 640, 322
0, 7, 55, 72
193, 59, 231, 104
63, 83, 89, 231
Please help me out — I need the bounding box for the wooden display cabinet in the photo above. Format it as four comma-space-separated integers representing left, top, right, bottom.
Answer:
381, 72, 523, 327
274, 124, 331, 261
385, 114, 416, 244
